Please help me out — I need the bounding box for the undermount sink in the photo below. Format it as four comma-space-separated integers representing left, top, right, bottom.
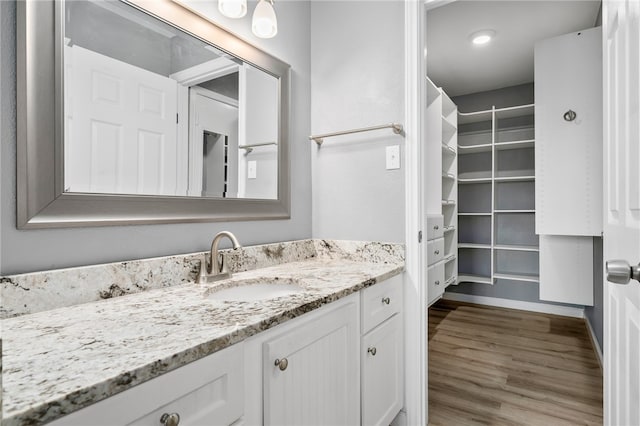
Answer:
206, 278, 305, 302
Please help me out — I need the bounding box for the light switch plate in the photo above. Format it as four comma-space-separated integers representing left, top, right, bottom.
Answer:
386, 145, 400, 170
248, 161, 257, 179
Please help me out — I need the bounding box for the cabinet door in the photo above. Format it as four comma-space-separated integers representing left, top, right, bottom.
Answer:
50, 343, 244, 426
263, 301, 359, 426
362, 314, 403, 426
534, 27, 603, 236
427, 261, 445, 307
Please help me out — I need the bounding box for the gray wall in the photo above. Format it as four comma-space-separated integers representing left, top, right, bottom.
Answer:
585, 237, 604, 352
452, 83, 534, 113
0, 0, 312, 275
310, 1, 405, 243
0, 1, 10, 275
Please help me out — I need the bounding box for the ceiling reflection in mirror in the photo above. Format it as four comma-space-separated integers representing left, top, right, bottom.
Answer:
63, 0, 279, 200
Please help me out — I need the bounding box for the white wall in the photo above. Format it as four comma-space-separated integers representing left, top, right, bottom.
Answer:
0, 0, 311, 274
310, 1, 405, 243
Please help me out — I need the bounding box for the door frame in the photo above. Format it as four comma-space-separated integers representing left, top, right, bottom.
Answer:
403, 1, 426, 423
405, 2, 458, 424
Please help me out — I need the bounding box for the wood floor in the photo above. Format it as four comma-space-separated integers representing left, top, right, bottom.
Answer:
428, 300, 603, 426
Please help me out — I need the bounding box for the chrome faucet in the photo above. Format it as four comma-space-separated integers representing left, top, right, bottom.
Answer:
198, 231, 242, 283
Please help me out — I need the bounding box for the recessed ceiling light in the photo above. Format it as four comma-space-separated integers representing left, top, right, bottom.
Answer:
470, 30, 495, 46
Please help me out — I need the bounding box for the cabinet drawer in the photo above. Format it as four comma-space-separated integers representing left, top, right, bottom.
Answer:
50, 343, 244, 426
427, 238, 445, 266
427, 261, 445, 306
361, 274, 403, 334
362, 314, 403, 426
427, 215, 444, 240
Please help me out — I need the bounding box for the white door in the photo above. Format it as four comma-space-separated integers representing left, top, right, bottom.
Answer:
603, 1, 640, 425
66, 45, 183, 195
187, 87, 239, 198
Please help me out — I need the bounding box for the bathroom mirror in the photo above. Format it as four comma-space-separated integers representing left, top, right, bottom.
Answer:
17, 0, 290, 228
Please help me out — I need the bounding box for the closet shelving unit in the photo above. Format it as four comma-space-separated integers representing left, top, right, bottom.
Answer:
457, 104, 538, 285
441, 91, 458, 287
426, 77, 458, 291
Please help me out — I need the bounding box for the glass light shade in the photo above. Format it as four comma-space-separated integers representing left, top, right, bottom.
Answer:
252, 0, 278, 39
219, 0, 247, 18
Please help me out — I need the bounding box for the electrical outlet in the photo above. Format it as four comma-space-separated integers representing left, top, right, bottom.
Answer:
386, 145, 400, 170
248, 161, 257, 179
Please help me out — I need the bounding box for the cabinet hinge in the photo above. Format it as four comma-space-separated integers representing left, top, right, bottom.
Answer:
418, 230, 423, 243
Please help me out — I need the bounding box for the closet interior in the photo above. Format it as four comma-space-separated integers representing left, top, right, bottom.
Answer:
424, 1, 602, 309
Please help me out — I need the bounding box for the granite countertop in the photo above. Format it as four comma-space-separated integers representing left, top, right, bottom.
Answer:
1, 240, 404, 425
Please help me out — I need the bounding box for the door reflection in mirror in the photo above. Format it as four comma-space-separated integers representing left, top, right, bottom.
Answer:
63, 0, 279, 200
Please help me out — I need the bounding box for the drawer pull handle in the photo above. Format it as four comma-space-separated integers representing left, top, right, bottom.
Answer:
435, 280, 440, 285
381, 297, 391, 305
368, 347, 377, 356
275, 358, 289, 371
434, 250, 440, 255
160, 413, 181, 426
433, 225, 439, 230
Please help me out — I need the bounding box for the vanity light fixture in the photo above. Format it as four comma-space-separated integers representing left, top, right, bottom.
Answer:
218, 0, 247, 18
218, 0, 278, 39
252, 0, 278, 39
470, 30, 495, 45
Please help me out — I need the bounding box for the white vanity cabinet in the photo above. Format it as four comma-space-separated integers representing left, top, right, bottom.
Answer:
360, 275, 404, 426
49, 343, 244, 426
243, 293, 360, 425
47, 276, 405, 426
263, 299, 360, 425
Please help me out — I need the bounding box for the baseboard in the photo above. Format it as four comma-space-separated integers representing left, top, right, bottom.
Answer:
442, 293, 585, 318
584, 315, 604, 369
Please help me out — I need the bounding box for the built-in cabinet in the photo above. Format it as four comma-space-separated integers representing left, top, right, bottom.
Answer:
426, 77, 458, 306
49, 343, 245, 426
50, 276, 404, 426
262, 299, 360, 426
457, 104, 539, 285
534, 27, 602, 306
360, 277, 404, 426
248, 276, 404, 425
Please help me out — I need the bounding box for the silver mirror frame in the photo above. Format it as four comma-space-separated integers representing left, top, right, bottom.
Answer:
16, 0, 291, 229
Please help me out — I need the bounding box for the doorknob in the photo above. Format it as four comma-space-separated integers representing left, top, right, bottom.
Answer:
606, 260, 640, 284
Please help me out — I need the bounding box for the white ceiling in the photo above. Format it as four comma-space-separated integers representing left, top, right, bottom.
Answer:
426, 0, 601, 96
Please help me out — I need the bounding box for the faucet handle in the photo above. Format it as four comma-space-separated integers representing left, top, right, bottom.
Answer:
218, 253, 228, 274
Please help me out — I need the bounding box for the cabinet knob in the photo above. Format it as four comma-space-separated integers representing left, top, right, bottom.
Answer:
381, 297, 391, 305
434, 250, 440, 255
368, 347, 377, 356
433, 225, 439, 230
274, 358, 289, 371
435, 280, 440, 285
160, 413, 180, 426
